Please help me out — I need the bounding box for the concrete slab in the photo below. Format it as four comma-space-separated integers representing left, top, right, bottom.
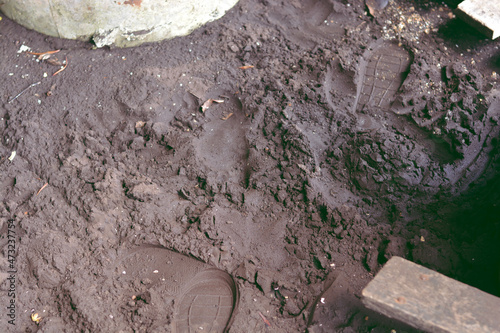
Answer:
456, 0, 500, 39
362, 256, 500, 333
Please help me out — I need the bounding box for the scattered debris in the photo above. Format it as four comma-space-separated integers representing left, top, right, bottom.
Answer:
135, 121, 146, 128
36, 183, 48, 196
395, 296, 406, 304
201, 98, 224, 112
53, 57, 68, 76
8, 81, 41, 103
46, 57, 63, 67
221, 113, 234, 120
239, 65, 254, 69
366, 0, 389, 16
46, 84, 56, 96
27, 49, 60, 61
8, 151, 16, 161
17, 45, 31, 53
27, 49, 60, 56
31, 313, 41, 324
258, 311, 271, 327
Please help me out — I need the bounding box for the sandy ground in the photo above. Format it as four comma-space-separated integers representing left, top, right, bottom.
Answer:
0, 0, 499, 332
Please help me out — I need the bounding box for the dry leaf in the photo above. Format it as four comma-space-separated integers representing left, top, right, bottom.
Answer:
46, 58, 63, 66
39, 53, 52, 61
31, 313, 41, 324
201, 98, 224, 112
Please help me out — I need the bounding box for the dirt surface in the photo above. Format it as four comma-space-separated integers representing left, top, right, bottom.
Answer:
1, 0, 499, 332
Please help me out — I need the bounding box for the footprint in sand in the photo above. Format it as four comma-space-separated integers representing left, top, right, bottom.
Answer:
351, 40, 419, 133
194, 92, 250, 187
355, 41, 496, 171
324, 41, 462, 192
354, 41, 412, 113
115, 246, 239, 332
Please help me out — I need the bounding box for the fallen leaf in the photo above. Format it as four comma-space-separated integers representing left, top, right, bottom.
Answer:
39, 53, 52, 61
201, 98, 224, 112
31, 313, 41, 324
46, 58, 63, 66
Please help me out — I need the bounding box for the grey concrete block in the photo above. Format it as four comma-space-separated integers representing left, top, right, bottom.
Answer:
456, 0, 500, 39
362, 256, 500, 333
0, 0, 239, 47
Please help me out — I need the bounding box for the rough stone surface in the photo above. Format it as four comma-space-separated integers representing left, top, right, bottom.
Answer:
363, 257, 500, 333
456, 0, 500, 39
0, 0, 239, 47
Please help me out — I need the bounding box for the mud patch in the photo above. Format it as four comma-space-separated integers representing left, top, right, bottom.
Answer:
0, 0, 500, 332
194, 92, 251, 188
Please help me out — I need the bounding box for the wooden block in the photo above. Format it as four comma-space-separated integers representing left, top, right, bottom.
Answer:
456, 0, 500, 39
362, 256, 500, 333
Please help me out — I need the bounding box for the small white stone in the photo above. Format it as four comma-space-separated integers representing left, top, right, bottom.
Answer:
8, 151, 16, 161
17, 45, 31, 53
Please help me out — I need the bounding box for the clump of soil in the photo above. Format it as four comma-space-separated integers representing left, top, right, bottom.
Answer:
0, 0, 499, 332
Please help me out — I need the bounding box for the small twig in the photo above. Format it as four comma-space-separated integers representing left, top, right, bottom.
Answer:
221, 113, 234, 120
52, 56, 68, 76
239, 65, 255, 69
258, 312, 271, 327
36, 183, 48, 196
8, 81, 41, 103
27, 49, 60, 56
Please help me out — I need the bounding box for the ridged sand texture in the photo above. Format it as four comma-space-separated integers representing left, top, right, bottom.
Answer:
356, 42, 412, 112
117, 246, 239, 333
